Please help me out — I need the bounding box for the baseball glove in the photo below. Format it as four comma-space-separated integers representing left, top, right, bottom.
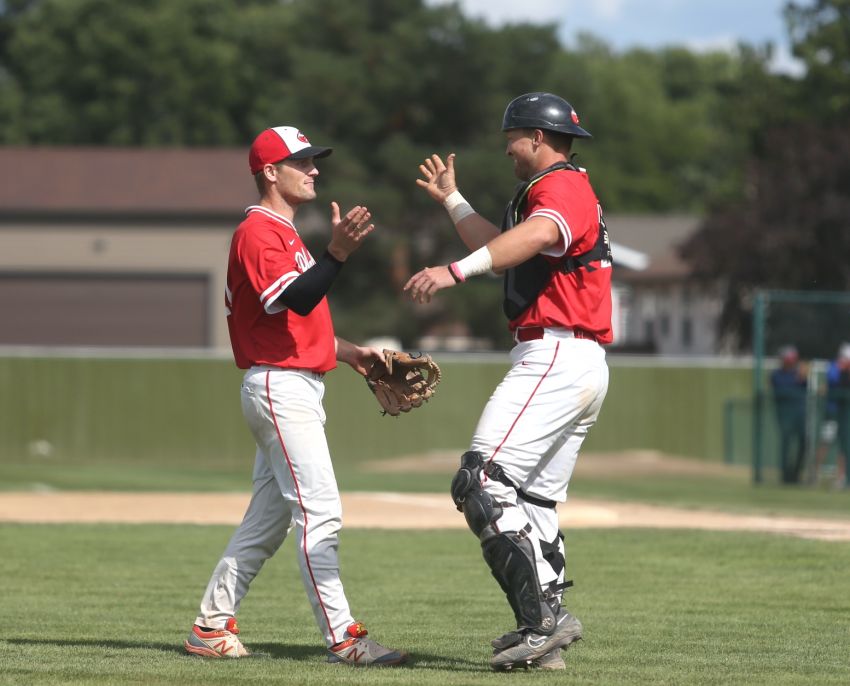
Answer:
365, 349, 441, 416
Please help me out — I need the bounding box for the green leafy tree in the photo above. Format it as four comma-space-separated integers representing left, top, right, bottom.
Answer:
547, 37, 767, 212
681, 0, 850, 349
786, 0, 850, 121
0, 0, 264, 144
681, 126, 850, 348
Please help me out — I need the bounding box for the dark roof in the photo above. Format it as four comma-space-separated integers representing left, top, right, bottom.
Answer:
0, 147, 257, 216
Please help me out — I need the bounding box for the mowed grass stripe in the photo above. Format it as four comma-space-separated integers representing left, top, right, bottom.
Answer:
2, 525, 849, 685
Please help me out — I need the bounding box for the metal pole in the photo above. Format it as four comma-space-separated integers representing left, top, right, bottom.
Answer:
752, 290, 766, 484
723, 399, 734, 464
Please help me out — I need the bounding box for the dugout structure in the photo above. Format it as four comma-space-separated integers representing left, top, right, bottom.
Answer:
749, 289, 850, 484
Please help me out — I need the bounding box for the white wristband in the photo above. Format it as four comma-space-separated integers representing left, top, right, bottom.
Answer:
455, 246, 493, 279
443, 190, 475, 224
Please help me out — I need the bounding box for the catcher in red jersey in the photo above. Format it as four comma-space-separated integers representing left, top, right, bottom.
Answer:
184, 125, 406, 667
405, 92, 611, 672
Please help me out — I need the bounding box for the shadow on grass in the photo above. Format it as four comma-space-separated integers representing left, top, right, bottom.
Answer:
218, 642, 485, 670
5, 638, 484, 670
7, 637, 207, 656
7, 637, 323, 661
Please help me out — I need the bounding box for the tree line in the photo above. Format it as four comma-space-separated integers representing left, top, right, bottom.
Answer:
1, 0, 847, 349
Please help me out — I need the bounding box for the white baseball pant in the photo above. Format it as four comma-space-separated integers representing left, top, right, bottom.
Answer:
194, 367, 354, 646
472, 330, 609, 589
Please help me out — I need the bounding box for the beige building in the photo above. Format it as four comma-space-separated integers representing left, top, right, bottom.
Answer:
0, 147, 254, 350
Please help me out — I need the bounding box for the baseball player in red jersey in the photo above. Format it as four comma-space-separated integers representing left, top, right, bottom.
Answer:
184, 125, 407, 666
406, 93, 611, 671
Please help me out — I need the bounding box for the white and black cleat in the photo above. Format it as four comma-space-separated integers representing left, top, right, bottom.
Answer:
489, 609, 582, 672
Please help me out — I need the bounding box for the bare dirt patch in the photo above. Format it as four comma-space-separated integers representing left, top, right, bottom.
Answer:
2, 452, 845, 541
2, 490, 849, 542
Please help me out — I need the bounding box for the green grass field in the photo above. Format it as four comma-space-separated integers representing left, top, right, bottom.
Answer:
2, 524, 849, 685
4, 407, 850, 683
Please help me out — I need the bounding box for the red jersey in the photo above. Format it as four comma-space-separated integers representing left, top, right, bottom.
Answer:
225, 205, 337, 371
510, 168, 613, 344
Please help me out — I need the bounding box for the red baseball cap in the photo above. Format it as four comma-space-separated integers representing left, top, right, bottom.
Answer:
248, 126, 332, 174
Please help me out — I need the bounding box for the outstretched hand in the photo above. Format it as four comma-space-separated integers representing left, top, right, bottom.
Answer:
404, 265, 457, 304
328, 202, 374, 261
416, 153, 458, 203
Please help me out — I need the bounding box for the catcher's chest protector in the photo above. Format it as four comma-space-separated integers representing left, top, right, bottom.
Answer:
501, 163, 612, 320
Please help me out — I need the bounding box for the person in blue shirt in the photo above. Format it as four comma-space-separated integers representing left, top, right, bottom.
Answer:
813, 343, 850, 488
827, 344, 850, 488
770, 345, 808, 484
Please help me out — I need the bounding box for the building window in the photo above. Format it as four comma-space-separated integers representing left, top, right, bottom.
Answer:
659, 314, 670, 337
644, 320, 655, 343
682, 318, 693, 348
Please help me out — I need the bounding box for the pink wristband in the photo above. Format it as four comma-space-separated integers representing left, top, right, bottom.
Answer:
448, 262, 466, 283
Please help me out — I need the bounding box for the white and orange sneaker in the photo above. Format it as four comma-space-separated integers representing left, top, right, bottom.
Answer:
327, 622, 407, 667
184, 617, 249, 658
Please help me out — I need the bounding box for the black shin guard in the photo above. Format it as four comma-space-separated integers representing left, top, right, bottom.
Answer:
481, 527, 557, 634
451, 450, 556, 634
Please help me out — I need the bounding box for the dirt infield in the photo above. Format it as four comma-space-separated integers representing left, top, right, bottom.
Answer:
2, 452, 848, 541
2, 490, 850, 542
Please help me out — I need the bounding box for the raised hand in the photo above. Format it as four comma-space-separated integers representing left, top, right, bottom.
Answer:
327, 202, 374, 261
416, 153, 458, 203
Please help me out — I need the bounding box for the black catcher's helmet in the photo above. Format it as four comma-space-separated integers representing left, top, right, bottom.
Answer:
501, 92, 592, 138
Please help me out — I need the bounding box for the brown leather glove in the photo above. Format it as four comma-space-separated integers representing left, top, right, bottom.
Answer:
365, 349, 442, 416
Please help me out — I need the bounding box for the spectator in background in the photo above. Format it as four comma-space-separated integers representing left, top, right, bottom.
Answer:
828, 343, 850, 488
770, 345, 808, 484
813, 343, 850, 489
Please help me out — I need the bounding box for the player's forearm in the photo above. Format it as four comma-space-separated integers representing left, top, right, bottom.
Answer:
449, 220, 557, 282
449, 217, 559, 281
455, 214, 500, 251
335, 336, 357, 363
442, 190, 499, 250
335, 337, 378, 377
274, 250, 343, 315
485, 223, 556, 271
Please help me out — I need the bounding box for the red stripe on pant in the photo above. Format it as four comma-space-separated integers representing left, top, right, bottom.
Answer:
487, 341, 560, 468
